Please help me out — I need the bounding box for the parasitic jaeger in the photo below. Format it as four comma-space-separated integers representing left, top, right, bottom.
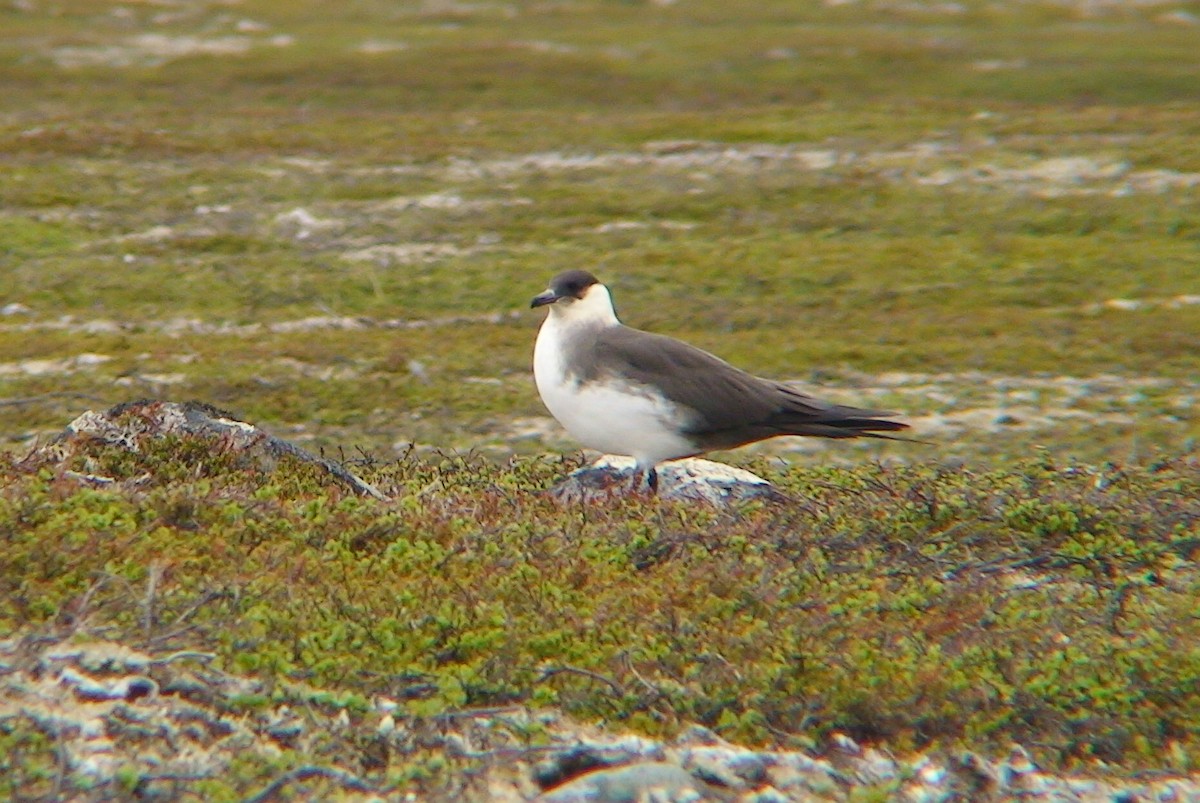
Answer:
531, 269, 910, 491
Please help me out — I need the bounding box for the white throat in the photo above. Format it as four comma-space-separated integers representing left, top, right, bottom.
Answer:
534, 284, 618, 389
547, 283, 620, 329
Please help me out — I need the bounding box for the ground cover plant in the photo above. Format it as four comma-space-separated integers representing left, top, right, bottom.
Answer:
2, 443, 1199, 798
1, 0, 1199, 799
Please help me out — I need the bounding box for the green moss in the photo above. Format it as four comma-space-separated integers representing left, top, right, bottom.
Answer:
0, 215, 88, 256
3, 446, 1199, 776
0, 717, 59, 799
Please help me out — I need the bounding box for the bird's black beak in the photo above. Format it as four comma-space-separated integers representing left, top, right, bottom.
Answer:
530, 289, 559, 308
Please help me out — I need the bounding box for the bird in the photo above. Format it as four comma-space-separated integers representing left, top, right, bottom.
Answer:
530, 269, 910, 492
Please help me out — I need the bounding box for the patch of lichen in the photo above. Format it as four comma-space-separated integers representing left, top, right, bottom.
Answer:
3, 444, 1198, 781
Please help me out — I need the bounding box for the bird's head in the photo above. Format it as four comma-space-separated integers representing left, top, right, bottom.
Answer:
531, 270, 618, 325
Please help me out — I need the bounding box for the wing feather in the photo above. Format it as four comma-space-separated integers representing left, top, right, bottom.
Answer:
586, 326, 908, 446
589, 327, 787, 431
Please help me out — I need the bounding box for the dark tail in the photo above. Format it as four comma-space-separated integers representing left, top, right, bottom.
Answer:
782, 409, 911, 440
772, 386, 914, 441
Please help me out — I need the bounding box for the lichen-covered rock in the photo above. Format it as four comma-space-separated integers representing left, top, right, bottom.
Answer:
537, 761, 705, 802
27, 399, 387, 499
534, 743, 669, 791
550, 456, 789, 505
676, 726, 770, 790
682, 744, 769, 789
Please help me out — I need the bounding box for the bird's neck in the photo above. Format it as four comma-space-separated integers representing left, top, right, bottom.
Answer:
551, 285, 620, 328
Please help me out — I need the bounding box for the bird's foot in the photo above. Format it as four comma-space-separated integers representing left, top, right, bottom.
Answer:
627, 466, 659, 497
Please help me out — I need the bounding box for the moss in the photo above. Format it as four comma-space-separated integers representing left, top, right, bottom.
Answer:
0, 717, 59, 799
2, 445, 1199, 775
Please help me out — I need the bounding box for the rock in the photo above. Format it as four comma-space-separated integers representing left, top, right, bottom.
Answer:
740, 789, 790, 803
532, 732, 671, 793
534, 745, 650, 791
58, 667, 158, 703
538, 761, 705, 802
28, 399, 387, 500
549, 456, 789, 505
273, 206, 341, 240
764, 752, 844, 797
682, 745, 768, 789
675, 728, 769, 789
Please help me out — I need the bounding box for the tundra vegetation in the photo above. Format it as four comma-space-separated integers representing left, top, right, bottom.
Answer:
1, 0, 1198, 799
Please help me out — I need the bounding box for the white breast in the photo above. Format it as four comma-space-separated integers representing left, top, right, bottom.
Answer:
534, 318, 697, 467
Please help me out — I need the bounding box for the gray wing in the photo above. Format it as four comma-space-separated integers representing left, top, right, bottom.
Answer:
589, 326, 908, 448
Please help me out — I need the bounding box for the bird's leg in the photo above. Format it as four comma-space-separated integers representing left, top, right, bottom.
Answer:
629, 464, 658, 495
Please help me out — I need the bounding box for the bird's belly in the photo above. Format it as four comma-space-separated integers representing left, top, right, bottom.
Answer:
537, 375, 697, 464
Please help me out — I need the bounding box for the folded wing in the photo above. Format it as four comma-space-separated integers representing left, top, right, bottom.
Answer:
590, 326, 908, 451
